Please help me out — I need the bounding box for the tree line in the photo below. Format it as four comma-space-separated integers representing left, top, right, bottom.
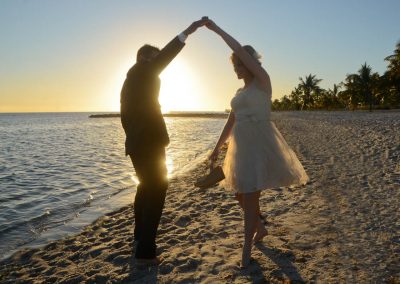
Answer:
272, 42, 400, 111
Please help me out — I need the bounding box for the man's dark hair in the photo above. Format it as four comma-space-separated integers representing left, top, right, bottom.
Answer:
137, 44, 160, 61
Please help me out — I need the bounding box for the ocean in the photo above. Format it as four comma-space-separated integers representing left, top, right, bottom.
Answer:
0, 112, 226, 260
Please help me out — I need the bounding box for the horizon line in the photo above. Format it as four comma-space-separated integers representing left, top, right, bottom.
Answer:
0, 110, 229, 114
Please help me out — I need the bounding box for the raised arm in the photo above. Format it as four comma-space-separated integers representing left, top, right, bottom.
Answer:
205, 19, 272, 93
152, 18, 208, 73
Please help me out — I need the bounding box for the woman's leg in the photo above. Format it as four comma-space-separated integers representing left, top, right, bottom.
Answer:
252, 194, 268, 244
236, 193, 267, 243
241, 191, 260, 267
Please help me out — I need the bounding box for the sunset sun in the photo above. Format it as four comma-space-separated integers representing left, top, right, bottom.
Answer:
159, 58, 203, 113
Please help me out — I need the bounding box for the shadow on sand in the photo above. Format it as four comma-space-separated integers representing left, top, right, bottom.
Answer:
255, 243, 305, 283
123, 243, 305, 283
123, 246, 159, 284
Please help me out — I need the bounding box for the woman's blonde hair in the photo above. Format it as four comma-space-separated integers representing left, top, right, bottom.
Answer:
231, 45, 262, 64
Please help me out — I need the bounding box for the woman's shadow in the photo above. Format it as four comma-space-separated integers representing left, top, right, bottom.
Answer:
252, 243, 305, 283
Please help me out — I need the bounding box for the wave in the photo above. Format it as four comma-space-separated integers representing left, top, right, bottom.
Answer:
169, 150, 212, 180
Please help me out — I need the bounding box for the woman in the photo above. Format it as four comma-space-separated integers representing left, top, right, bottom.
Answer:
206, 19, 309, 268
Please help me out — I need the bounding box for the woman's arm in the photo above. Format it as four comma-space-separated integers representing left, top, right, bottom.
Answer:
206, 20, 272, 94
210, 111, 235, 162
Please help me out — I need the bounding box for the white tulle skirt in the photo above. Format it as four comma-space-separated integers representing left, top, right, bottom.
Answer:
222, 121, 309, 193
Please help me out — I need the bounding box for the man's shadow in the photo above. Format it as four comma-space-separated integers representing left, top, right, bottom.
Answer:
124, 246, 159, 283
254, 243, 305, 283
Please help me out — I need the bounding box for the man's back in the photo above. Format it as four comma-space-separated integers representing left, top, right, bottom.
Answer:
121, 62, 168, 155
120, 36, 185, 155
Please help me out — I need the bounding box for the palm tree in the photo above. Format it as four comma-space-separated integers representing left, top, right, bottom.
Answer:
325, 83, 343, 109
384, 41, 400, 71
271, 99, 281, 111
298, 74, 322, 110
288, 86, 302, 110
343, 63, 378, 111
343, 74, 361, 109
384, 41, 400, 106
359, 63, 374, 111
337, 83, 352, 109
330, 83, 341, 97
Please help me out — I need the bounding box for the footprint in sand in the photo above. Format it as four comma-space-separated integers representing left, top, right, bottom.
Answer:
175, 215, 191, 227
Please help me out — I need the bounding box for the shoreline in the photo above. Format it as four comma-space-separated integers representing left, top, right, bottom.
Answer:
1, 111, 398, 283
89, 113, 229, 119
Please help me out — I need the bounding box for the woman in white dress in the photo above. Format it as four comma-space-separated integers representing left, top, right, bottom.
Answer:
206, 19, 309, 267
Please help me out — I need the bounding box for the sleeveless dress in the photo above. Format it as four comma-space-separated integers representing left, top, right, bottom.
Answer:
222, 80, 309, 193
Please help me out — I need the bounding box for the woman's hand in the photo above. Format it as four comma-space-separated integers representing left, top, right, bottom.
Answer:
204, 18, 220, 32
209, 148, 219, 162
183, 17, 209, 36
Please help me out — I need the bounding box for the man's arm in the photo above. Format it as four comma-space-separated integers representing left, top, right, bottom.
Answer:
151, 36, 185, 74
152, 18, 208, 73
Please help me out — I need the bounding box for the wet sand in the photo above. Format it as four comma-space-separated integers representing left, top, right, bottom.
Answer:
1, 111, 399, 283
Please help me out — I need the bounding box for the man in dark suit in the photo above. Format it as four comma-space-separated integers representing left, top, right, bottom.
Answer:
120, 18, 207, 265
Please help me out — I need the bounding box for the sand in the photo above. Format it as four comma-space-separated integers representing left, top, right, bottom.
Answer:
0, 111, 399, 283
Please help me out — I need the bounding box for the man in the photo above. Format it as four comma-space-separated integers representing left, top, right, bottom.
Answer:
120, 18, 207, 265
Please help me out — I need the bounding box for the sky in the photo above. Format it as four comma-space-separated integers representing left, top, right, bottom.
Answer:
0, 0, 399, 112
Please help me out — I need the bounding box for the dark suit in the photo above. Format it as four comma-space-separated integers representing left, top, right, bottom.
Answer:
120, 36, 185, 259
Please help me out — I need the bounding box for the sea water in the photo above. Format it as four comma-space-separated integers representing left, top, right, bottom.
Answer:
0, 112, 225, 259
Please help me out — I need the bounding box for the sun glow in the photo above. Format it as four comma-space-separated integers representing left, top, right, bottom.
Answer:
159, 58, 204, 113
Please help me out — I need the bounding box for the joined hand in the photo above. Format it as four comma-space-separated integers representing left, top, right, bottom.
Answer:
184, 17, 210, 35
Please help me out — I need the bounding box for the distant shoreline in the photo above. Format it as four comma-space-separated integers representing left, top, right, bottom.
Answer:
89, 113, 229, 118
88, 109, 400, 119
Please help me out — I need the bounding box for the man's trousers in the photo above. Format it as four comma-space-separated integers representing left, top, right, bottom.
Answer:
129, 146, 168, 259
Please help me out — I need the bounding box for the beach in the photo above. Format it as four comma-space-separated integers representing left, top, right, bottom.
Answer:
1, 111, 399, 283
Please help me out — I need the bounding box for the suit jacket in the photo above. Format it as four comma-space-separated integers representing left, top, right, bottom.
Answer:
120, 36, 185, 156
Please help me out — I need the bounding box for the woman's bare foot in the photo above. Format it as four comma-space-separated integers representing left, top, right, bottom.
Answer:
253, 226, 268, 244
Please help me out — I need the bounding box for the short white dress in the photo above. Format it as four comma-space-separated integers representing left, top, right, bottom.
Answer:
223, 80, 309, 193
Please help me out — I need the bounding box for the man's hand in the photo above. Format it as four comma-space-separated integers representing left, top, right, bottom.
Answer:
183, 17, 209, 36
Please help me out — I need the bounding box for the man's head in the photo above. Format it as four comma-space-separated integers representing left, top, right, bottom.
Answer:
137, 44, 160, 62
